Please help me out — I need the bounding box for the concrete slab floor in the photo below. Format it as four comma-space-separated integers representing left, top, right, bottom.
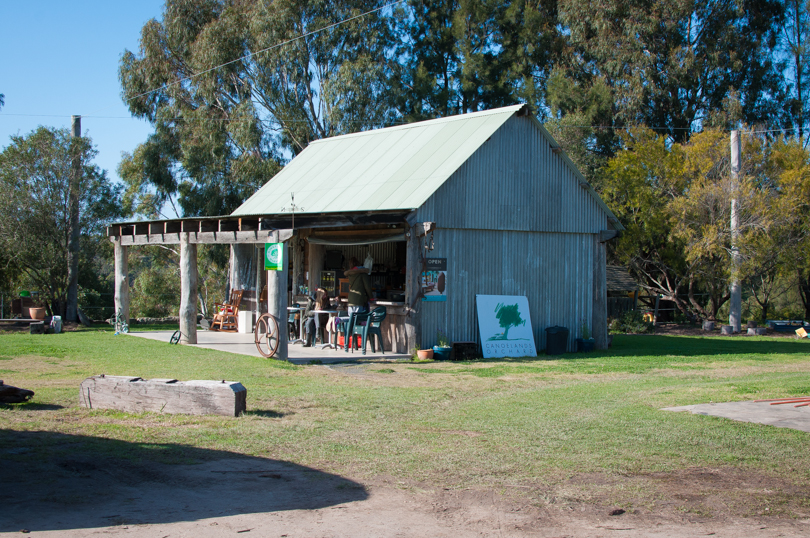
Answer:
126, 330, 412, 365
663, 400, 810, 433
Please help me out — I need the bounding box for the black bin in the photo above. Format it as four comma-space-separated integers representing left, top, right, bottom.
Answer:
545, 326, 569, 355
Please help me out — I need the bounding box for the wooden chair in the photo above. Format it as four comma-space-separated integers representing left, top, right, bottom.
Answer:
211, 290, 244, 332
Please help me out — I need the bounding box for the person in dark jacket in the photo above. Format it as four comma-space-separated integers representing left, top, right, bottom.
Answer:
345, 257, 373, 316
342, 258, 373, 350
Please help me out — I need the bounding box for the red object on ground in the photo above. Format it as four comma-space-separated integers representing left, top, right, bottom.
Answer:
337, 335, 361, 348
755, 396, 810, 407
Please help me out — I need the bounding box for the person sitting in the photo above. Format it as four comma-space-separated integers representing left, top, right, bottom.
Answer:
303, 288, 329, 347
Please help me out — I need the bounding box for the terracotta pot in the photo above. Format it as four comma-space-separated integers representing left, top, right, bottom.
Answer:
29, 307, 46, 320
416, 349, 434, 360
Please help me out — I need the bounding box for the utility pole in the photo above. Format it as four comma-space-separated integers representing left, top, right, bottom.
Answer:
729, 130, 742, 333
65, 115, 81, 322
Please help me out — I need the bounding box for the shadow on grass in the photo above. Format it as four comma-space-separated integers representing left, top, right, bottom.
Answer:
0, 429, 367, 533
243, 409, 287, 418
455, 334, 808, 364
593, 334, 808, 359
0, 402, 64, 411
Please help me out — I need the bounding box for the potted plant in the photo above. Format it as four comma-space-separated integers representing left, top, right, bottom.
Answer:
432, 329, 452, 360
414, 347, 434, 361
576, 321, 595, 352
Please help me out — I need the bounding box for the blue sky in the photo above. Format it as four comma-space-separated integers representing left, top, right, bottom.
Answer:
0, 1, 165, 186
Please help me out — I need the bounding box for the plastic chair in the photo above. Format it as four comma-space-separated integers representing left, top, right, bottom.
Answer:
359, 306, 387, 354
346, 311, 371, 353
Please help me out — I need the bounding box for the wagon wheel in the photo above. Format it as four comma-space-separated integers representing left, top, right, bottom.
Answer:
254, 313, 281, 358
170, 330, 181, 345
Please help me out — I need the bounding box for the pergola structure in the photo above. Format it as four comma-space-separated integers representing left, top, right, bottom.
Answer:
107, 211, 414, 359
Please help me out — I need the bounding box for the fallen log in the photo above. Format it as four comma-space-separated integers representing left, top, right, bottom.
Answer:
79, 375, 246, 417
0, 380, 35, 403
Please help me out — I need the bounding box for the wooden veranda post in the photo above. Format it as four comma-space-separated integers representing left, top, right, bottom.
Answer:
404, 223, 423, 353
179, 232, 198, 344
113, 239, 129, 325
266, 236, 289, 361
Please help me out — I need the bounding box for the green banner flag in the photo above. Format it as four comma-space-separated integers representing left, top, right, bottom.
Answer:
265, 242, 283, 271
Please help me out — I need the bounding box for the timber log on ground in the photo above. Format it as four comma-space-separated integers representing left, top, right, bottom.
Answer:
0, 380, 35, 403
79, 375, 246, 417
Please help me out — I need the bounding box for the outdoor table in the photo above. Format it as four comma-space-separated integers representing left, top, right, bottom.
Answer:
311, 309, 340, 349
287, 306, 305, 344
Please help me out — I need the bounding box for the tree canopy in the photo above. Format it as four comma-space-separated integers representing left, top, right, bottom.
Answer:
0, 127, 122, 316
602, 128, 810, 321
110, 0, 810, 322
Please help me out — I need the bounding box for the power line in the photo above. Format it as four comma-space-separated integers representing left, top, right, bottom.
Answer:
2, 111, 800, 137
88, 0, 405, 117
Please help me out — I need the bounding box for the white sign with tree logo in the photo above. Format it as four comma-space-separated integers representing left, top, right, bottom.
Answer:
476, 295, 537, 358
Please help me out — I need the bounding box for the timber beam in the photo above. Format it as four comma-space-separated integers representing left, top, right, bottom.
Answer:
107, 212, 409, 245
110, 230, 287, 246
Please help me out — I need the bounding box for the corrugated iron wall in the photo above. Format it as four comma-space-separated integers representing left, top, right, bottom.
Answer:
418, 228, 594, 352
416, 115, 607, 233
413, 114, 609, 352
329, 242, 399, 268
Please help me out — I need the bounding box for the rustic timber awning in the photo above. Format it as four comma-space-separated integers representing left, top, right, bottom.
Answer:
106, 211, 410, 246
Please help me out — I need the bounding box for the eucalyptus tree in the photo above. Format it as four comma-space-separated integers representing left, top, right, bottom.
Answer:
547, 0, 787, 177
783, 0, 810, 142
0, 127, 121, 317
603, 128, 810, 321
395, 0, 564, 121
119, 0, 399, 218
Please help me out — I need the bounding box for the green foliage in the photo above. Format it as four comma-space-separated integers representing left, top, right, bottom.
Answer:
609, 310, 654, 334
579, 320, 591, 340
601, 128, 810, 322
130, 257, 179, 318
4, 330, 810, 516
436, 329, 450, 347
119, 0, 397, 218
554, 0, 787, 143
396, 0, 563, 120
0, 127, 121, 317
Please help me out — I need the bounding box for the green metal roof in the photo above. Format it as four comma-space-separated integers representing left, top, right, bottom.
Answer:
232, 105, 526, 216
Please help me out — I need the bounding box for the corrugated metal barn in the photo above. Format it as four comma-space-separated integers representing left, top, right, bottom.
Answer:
229, 103, 623, 353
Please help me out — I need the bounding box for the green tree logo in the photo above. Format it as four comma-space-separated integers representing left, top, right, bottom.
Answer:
491, 302, 526, 340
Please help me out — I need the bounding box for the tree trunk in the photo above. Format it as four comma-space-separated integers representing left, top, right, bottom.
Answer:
798, 271, 810, 319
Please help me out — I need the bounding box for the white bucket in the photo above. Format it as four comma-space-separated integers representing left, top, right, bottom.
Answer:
50, 315, 62, 334
237, 311, 254, 334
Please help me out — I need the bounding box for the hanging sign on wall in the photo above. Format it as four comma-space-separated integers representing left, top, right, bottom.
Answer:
422, 258, 447, 301
265, 242, 284, 271
476, 295, 537, 358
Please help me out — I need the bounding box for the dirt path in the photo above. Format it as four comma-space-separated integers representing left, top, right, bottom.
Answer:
2, 457, 808, 537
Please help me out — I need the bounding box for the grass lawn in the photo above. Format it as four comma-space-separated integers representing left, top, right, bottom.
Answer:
2, 328, 810, 518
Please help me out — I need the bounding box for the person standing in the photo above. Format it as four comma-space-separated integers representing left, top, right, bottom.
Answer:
345, 257, 373, 316
343, 257, 373, 350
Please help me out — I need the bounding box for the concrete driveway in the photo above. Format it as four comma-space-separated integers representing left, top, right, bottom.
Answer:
127, 329, 411, 364
663, 400, 810, 433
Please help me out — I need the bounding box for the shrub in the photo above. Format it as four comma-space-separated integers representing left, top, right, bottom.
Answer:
609, 310, 654, 334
